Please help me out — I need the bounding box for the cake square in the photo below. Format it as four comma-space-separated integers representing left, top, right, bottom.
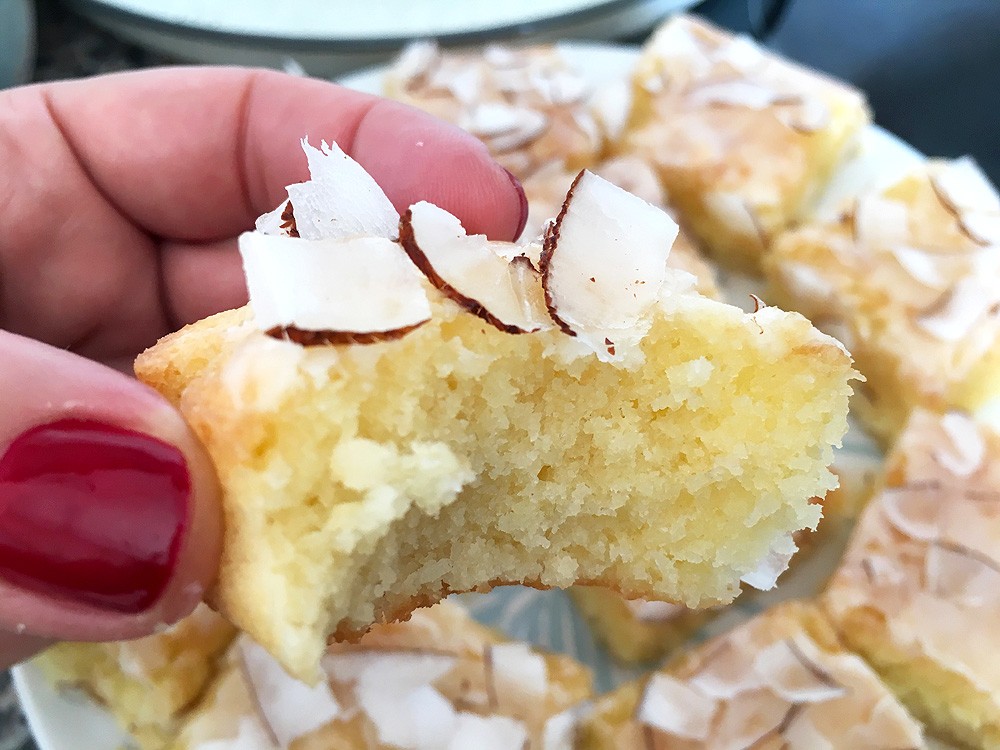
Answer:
765, 158, 1000, 446
383, 41, 606, 180
823, 410, 1000, 748
580, 600, 926, 748
622, 15, 870, 271
135, 140, 855, 682
37, 604, 235, 750
168, 602, 592, 750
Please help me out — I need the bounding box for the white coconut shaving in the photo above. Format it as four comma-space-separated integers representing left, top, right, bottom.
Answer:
488, 643, 550, 696
240, 233, 431, 336
740, 533, 798, 590
637, 673, 718, 740
239, 638, 340, 748
934, 411, 986, 476
256, 139, 399, 242
541, 170, 679, 364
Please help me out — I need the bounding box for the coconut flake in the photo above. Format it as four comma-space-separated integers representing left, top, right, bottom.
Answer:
853, 196, 910, 248
259, 139, 399, 242
688, 641, 765, 699
448, 713, 528, 750
779, 263, 838, 305
540, 170, 679, 363
740, 534, 797, 591
888, 245, 944, 288
590, 79, 632, 141
238, 639, 340, 749
460, 103, 549, 152
925, 541, 1000, 606
850, 694, 925, 747
400, 201, 551, 333
361, 683, 458, 749
195, 715, 278, 750
753, 637, 846, 703
879, 486, 942, 541
711, 690, 794, 750
777, 97, 831, 134
636, 673, 718, 740
687, 80, 778, 109
703, 192, 766, 247
917, 276, 997, 342
542, 703, 589, 750
930, 156, 1000, 216
626, 599, 686, 623
393, 40, 439, 86
488, 643, 549, 696
322, 650, 457, 689
240, 232, 431, 342
959, 211, 1000, 246
531, 69, 591, 106
934, 411, 986, 476
594, 157, 666, 208
713, 35, 766, 73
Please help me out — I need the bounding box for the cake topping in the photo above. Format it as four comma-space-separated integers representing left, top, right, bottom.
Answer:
239, 638, 341, 748
635, 610, 924, 747
626, 598, 687, 622
399, 201, 551, 334
637, 673, 718, 740
740, 533, 797, 590
240, 232, 431, 344
540, 170, 680, 363
929, 157, 1000, 246
256, 139, 398, 242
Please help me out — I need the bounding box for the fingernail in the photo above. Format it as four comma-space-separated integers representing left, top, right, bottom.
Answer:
0, 419, 190, 613
504, 167, 529, 240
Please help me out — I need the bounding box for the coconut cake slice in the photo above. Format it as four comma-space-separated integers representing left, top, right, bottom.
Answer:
136, 139, 855, 681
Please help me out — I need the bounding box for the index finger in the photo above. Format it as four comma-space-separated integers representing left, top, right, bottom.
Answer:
41, 67, 527, 242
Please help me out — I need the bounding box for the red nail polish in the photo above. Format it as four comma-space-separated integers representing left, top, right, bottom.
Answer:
0, 420, 190, 613
504, 167, 529, 240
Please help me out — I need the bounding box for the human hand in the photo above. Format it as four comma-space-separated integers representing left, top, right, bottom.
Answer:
0, 67, 528, 668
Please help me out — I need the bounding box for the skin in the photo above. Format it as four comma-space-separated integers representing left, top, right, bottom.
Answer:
0, 67, 525, 669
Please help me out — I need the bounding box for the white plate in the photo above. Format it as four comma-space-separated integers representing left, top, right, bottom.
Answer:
15, 42, 927, 750
65, 0, 699, 78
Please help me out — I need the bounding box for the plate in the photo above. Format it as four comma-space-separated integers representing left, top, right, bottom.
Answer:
64, 0, 699, 78
14, 42, 926, 750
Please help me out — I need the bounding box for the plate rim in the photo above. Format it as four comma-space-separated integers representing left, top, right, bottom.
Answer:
63, 0, 695, 52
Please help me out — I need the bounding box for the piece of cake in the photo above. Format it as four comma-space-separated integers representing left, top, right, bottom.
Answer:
621, 15, 870, 271
135, 139, 855, 681
521, 155, 720, 298
168, 602, 592, 750
383, 41, 605, 179
570, 470, 865, 666
580, 600, 926, 748
823, 410, 1000, 748
765, 158, 1000, 446
36, 604, 235, 749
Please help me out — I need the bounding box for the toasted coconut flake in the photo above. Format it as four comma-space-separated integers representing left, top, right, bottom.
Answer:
777, 97, 831, 134
687, 80, 777, 109
238, 639, 340, 748
930, 156, 1000, 216
461, 103, 549, 152
740, 534, 797, 591
934, 411, 986, 476
689, 640, 764, 700
917, 276, 998, 342
880, 486, 942, 541
925, 540, 1000, 606
753, 637, 846, 703
711, 690, 793, 750
240, 233, 431, 343
540, 170, 679, 363
542, 704, 589, 750
449, 713, 528, 750
959, 211, 1000, 246
393, 40, 440, 86
590, 79, 633, 141
488, 643, 549, 696
853, 196, 910, 248
852, 694, 925, 747
713, 35, 766, 73
532, 69, 591, 106
888, 245, 944, 288
594, 157, 667, 207
199, 715, 278, 750
704, 192, 767, 247
264, 139, 400, 241
636, 673, 718, 740
400, 201, 551, 333
626, 599, 687, 623
322, 650, 457, 689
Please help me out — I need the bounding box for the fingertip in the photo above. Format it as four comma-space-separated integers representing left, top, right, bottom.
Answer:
350, 100, 528, 241
0, 333, 221, 641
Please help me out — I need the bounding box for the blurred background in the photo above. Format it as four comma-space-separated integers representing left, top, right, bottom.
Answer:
2, 0, 998, 179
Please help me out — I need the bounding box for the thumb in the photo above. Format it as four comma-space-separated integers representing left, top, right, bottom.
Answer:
0, 331, 221, 667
